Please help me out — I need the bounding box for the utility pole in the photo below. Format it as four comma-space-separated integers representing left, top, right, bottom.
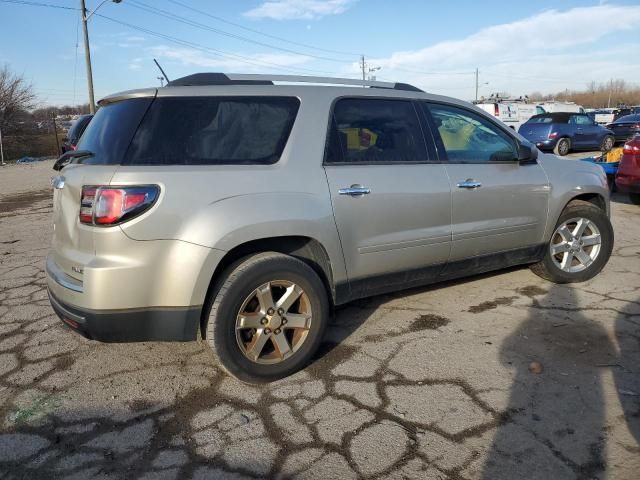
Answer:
80, 0, 96, 114
360, 55, 366, 83
475, 67, 479, 103
80, 0, 123, 114
607, 78, 613, 108
157, 76, 165, 87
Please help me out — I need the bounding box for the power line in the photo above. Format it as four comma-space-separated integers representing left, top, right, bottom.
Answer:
94, 13, 351, 77
126, 0, 353, 64
165, 0, 361, 57
0, 0, 77, 11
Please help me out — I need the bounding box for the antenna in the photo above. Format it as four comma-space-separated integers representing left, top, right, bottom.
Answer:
153, 58, 170, 85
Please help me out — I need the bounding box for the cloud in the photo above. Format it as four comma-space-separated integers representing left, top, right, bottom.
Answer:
244, 0, 356, 20
151, 45, 312, 72
357, 4, 640, 99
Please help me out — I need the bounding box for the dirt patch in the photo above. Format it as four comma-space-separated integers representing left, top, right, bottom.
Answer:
408, 314, 450, 332
0, 189, 52, 214
517, 285, 548, 298
468, 296, 518, 314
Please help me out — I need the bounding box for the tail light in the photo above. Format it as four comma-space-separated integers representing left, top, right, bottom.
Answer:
623, 142, 640, 155
548, 132, 559, 139
79, 185, 159, 226
494, 104, 499, 116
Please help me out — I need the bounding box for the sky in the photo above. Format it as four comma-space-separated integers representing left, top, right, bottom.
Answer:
1, 0, 639, 106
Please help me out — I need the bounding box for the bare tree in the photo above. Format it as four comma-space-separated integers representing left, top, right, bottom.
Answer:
0, 65, 37, 134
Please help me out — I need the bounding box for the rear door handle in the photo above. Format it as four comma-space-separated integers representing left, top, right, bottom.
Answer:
338, 184, 371, 196
456, 179, 482, 189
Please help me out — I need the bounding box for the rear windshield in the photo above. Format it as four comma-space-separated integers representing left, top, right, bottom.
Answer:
124, 96, 300, 165
526, 116, 554, 124
76, 98, 152, 165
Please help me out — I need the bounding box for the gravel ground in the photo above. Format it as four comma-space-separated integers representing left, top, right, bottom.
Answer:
0, 158, 638, 479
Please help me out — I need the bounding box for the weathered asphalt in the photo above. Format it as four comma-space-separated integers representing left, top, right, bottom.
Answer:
0, 159, 638, 479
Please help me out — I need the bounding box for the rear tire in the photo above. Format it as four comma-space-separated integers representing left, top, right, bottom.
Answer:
630, 193, 640, 205
600, 135, 614, 152
204, 252, 329, 384
530, 200, 613, 283
554, 138, 571, 156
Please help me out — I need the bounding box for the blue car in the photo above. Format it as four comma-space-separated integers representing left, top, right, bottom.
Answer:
518, 112, 615, 156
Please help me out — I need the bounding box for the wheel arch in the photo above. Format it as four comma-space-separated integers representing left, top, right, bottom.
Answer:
200, 236, 336, 336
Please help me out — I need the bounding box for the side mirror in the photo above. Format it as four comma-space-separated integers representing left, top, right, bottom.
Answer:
518, 143, 538, 164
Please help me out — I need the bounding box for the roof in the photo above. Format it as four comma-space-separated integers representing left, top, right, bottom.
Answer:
530, 112, 575, 123
165, 73, 424, 92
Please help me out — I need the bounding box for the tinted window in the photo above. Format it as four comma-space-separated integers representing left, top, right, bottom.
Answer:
68, 115, 92, 144
76, 98, 152, 165
326, 98, 428, 164
125, 97, 299, 165
527, 116, 554, 124
615, 114, 640, 123
425, 103, 518, 163
535, 106, 546, 115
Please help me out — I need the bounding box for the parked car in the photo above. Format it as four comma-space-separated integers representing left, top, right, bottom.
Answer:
60, 114, 93, 154
606, 114, 640, 143
476, 101, 544, 130
47, 73, 614, 383
615, 134, 640, 205
519, 113, 615, 156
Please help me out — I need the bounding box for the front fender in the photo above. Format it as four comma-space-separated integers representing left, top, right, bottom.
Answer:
541, 156, 610, 242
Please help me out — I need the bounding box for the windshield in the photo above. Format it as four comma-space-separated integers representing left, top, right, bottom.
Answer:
75, 97, 153, 165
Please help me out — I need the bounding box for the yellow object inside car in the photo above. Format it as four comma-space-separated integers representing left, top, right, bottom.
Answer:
604, 147, 623, 163
438, 122, 475, 150
340, 128, 379, 151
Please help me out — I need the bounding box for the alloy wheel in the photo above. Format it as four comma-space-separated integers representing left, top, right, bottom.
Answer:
550, 217, 602, 273
235, 280, 312, 365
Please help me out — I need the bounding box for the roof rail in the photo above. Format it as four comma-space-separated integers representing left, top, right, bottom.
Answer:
167, 73, 424, 92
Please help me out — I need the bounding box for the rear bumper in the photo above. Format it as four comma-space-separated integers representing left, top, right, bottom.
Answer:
48, 288, 200, 342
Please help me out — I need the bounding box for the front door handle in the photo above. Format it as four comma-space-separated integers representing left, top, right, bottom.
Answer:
456, 179, 482, 189
338, 184, 371, 196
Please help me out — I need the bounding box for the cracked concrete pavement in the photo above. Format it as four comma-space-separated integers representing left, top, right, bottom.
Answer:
0, 159, 639, 479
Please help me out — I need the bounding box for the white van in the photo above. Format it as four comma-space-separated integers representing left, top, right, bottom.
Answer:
538, 102, 585, 114
476, 101, 545, 130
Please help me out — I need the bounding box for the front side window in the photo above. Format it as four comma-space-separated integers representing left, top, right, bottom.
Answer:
326, 98, 428, 164
424, 103, 518, 163
125, 96, 300, 165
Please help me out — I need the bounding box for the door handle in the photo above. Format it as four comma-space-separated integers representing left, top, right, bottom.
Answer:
338, 184, 371, 196
456, 179, 482, 189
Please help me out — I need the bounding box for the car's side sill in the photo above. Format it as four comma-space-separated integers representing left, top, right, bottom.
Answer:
335, 244, 545, 305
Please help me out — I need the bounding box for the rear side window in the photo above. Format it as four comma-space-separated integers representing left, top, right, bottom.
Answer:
76, 98, 152, 165
326, 98, 428, 164
124, 96, 300, 165
569, 115, 592, 125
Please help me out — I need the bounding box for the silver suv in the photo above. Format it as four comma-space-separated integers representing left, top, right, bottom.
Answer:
47, 74, 614, 383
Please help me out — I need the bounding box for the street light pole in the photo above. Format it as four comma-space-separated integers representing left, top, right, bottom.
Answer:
80, 0, 122, 114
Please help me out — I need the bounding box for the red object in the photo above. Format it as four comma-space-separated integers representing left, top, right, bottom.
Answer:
79, 186, 157, 225
62, 318, 79, 329
548, 132, 559, 139
494, 104, 499, 116
616, 136, 640, 192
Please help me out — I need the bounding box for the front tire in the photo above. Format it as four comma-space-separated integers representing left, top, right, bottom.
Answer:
554, 138, 571, 156
204, 252, 329, 384
530, 200, 613, 283
600, 135, 614, 152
